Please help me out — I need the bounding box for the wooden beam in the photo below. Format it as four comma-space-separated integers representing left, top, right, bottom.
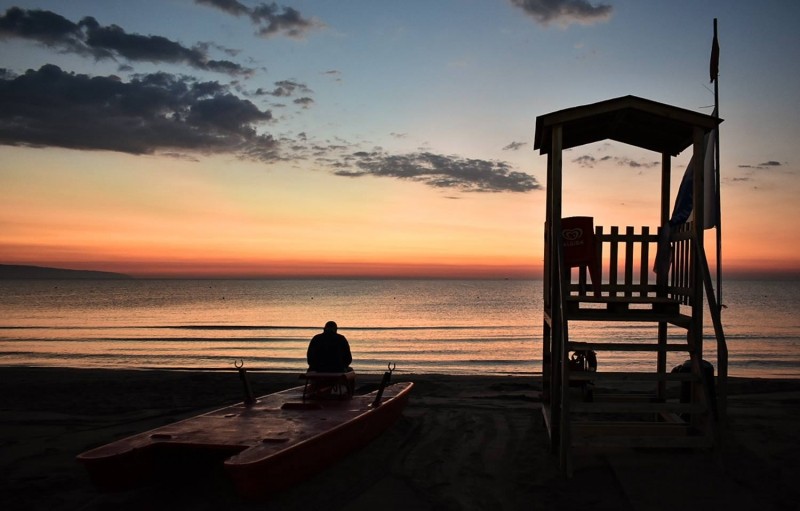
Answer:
692, 127, 705, 360
549, 123, 570, 472
658, 153, 670, 399
660, 152, 671, 227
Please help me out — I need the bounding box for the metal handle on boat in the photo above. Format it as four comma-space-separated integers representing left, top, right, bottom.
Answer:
372, 362, 395, 408
235, 359, 256, 407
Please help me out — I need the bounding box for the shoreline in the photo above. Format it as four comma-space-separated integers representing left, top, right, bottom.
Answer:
4, 362, 798, 381
1, 367, 798, 510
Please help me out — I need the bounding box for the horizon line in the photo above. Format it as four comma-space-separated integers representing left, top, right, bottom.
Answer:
2, 265, 798, 282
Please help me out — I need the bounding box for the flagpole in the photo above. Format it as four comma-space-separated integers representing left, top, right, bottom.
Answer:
713, 18, 722, 311
709, 18, 722, 312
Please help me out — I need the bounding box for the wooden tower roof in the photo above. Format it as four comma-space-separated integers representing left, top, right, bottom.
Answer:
534, 95, 721, 157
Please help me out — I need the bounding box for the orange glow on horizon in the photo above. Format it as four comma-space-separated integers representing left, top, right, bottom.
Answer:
2, 143, 799, 280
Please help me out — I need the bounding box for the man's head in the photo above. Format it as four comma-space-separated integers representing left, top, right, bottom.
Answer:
324, 321, 337, 333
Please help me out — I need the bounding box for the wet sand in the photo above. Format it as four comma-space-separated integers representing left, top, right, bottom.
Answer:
1, 367, 798, 510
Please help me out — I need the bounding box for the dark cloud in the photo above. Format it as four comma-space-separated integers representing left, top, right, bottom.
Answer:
332, 151, 540, 193
293, 97, 314, 108
0, 8, 250, 76
321, 69, 342, 83
306, 139, 543, 194
251, 4, 319, 38
617, 157, 659, 169
0, 65, 276, 158
503, 141, 526, 151
573, 155, 596, 167
0, 7, 83, 47
196, 0, 322, 39
269, 79, 312, 97
739, 160, 785, 170
195, 0, 250, 17
251, 80, 316, 108
572, 153, 658, 169
509, 0, 612, 26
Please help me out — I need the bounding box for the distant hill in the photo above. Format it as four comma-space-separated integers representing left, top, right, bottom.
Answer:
0, 264, 132, 279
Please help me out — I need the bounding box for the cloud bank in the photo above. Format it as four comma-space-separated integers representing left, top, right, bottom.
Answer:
0, 65, 536, 192
0, 5, 537, 194
0, 65, 276, 158
333, 151, 540, 193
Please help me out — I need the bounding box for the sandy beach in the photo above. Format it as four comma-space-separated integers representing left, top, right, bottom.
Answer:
1, 367, 798, 511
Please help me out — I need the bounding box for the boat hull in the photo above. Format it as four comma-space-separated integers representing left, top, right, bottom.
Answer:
77, 381, 413, 499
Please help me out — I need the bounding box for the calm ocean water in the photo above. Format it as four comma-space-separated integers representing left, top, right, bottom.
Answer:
0, 279, 798, 378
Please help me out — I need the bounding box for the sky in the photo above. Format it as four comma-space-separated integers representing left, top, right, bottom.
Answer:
0, 0, 798, 279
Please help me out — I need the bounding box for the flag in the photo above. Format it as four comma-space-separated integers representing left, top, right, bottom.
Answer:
655, 118, 718, 277
710, 30, 719, 82
670, 160, 694, 226
669, 107, 718, 229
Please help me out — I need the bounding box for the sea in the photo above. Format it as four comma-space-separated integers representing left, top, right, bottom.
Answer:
0, 279, 798, 378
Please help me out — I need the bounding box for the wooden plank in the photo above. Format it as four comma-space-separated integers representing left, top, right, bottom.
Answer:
567, 342, 692, 352
565, 304, 684, 317
639, 226, 650, 296
608, 226, 619, 295
625, 226, 635, 296
565, 309, 691, 328
660, 152, 671, 229
570, 401, 705, 414
595, 225, 604, 289
568, 371, 699, 382
588, 393, 662, 402
567, 294, 678, 304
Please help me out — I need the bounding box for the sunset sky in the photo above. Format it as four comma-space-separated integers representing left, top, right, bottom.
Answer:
1, 0, 798, 279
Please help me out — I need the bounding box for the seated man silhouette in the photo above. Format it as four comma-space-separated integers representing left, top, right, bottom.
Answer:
304, 321, 354, 398
307, 321, 352, 372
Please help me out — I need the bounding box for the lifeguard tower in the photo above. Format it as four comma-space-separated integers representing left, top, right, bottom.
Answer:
534, 96, 728, 473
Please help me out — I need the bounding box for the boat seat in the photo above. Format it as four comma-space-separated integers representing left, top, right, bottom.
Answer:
300, 371, 356, 400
